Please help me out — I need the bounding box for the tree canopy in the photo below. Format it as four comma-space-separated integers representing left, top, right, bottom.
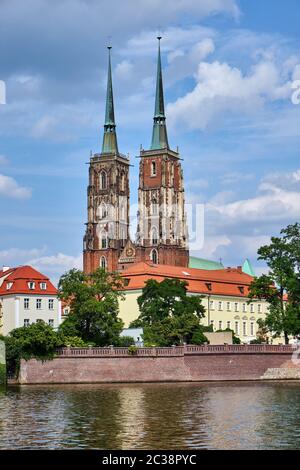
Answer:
131, 278, 206, 346
58, 268, 124, 346
248, 223, 300, 344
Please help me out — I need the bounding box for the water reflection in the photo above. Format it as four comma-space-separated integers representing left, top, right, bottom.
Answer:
0, 382, 300, 449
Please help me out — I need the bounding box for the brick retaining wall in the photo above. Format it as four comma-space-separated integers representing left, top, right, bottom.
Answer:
18, 345, 300, 384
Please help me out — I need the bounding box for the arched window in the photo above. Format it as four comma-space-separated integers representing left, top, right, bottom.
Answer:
100, 203, 108, 219
151, 226, 158, 245
100, 170, 107, 190
100, 256, 107, 270
151, 249, 158, 264
151, 198, 158, 216
151, 161, 156, 176
101, 231, 108, 249
120, 173, 126, 191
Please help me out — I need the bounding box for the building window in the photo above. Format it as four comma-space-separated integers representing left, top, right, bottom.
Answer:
151, 227, 158, 245
227, 302, 231, 311
234, 302, 239, 312
210, 320, 214, 330
151, 161, 157, 176
242, 303, 247, 313
100, 256, 107, 270
219, 321, 223, 330
48, 299, 54, 310
48, 319, 54, 328
235, 321, 239, 335
64, 308, 69, 316
218, 301, 223, 311
100, 203, 108, 219
24, 319, 30, 327
250, 304, 254, 313
227, 321, 231, 330
258, 304, 262, 314
250, 322, 254, 336
28, 282, 35, 290
24, 298, 30, 310
151, 199, 158, 216
151, 249, 158, 265
243, 322, 247, 336
100, 170, 107, 189
120, 173, 125, 191
40, 282, 47, 290
101, 231, 108, 249
36, 299, 42, 310
209, 300, 214, 310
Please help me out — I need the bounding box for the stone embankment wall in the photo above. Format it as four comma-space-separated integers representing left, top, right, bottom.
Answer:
18, 344, 300, 385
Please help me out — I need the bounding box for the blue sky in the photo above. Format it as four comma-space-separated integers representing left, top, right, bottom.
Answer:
0, 0, 300, 283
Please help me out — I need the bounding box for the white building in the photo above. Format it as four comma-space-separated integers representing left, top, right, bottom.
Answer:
0, 266, 61, 336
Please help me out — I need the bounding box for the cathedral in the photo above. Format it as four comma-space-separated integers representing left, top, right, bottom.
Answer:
83, 38, 189, 273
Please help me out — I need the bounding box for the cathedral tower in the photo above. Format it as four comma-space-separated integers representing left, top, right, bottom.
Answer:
136, 37, 189, 267
83, 47, 130, 273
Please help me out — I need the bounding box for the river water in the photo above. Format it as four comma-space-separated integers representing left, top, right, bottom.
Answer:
0, 382, 300, 450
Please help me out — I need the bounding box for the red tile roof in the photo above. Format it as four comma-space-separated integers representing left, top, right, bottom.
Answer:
0, 265, 57, 296
120, 262, 254, 297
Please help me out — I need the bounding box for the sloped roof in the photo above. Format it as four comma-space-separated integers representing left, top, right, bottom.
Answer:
0, 265, 57, 296
121, 262, 254, 297
189, 257, 224, 270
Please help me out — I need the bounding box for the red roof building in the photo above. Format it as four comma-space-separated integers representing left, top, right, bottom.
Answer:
0, 266, 61, 336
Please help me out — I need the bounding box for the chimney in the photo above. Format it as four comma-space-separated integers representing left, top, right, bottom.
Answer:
2, 266, 10, 272
237, 266, 242, 273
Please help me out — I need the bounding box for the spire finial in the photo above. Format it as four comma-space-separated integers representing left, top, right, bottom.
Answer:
102, 44, 118, 154
150, 35, 169, 150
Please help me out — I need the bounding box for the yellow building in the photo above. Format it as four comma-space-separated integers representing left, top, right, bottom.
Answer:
118, 261, 285, 345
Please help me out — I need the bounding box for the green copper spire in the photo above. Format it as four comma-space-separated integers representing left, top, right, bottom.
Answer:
150, 37, 169, 150
102, 46, 119, 154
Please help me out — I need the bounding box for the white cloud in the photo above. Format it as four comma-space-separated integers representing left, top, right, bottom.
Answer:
28, 252, 82, 272
0, 174, 32, 199
167, 58, 293, 130
0, 246, 47, 265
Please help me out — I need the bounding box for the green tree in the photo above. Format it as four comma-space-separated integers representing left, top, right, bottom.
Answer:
58, 268, 124, 346
135, 278, 206, 346
3, 321, 64, 375
248, 224, 300, 344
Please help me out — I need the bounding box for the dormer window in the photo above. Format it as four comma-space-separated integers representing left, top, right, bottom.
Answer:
28, 282, 35, 290
238, 286, 244, 294
40, 282, 47, 290
205, 282, 212, 291
6, 282, 13, 290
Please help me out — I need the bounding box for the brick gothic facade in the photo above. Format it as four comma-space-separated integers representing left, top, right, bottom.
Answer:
83, 152, 130, 273
83, 40, 189, 273
136, 148, 188, 267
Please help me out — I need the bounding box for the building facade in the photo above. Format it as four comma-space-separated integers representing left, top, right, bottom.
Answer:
0, 266, 61, 336
117, 262, 284, 344
83, 38, 189, 273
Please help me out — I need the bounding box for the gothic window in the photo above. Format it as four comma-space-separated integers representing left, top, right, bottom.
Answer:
120, 172, 126, 191
151, 226, 158, 245
151, 161, 157, 176
100, 170, 107, 190
151, 198, 158, 216
101, 231, 108, 249
151, 249, 158, 264
120, 204, 126, 221
100, 256, 107, 269
100, 203, 108, 219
